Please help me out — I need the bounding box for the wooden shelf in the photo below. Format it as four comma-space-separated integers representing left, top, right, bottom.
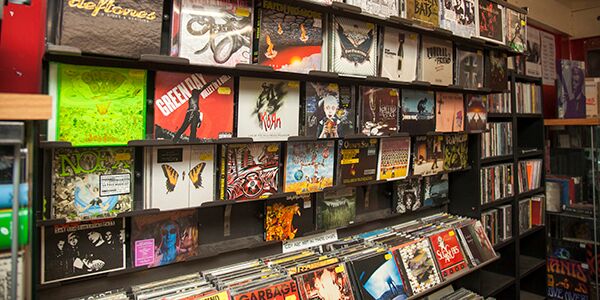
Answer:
519, 255, 546, 279
479, 271, 515, 297
520, 290, 546, 300
0, 93, 52, 120
544, 118, 600, 126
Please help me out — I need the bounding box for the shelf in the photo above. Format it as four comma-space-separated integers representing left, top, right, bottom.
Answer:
516, 113, 544, 118
493, 237, 515, 251
481, 155, 514, 165
487, 112, 513, 118
544, 118, 600, 126
481, 196, 514, 210
520, 290, 546, 300
516, 188, 545, 199
519, 255, 546, 279
518, 150, 543, 159
546, 211, 596, 220
519, 225, 545, 239
479, 270, 515, 297
511, 72, 543, 83
0, 93, 52, 120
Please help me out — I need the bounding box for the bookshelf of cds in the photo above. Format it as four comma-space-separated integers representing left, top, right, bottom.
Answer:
32, 0, 545, 299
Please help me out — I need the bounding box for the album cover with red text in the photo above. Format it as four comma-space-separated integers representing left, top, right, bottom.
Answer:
428, 229, 469, 279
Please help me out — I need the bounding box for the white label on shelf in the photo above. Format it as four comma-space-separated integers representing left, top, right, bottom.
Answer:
282, 230, 338, 253
100, 173, 131, 197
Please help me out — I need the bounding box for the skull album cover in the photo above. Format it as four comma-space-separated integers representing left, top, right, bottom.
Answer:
304, 82, 356, 139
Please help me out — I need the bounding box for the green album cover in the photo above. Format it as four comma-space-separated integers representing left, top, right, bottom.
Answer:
56, 63, 147, 146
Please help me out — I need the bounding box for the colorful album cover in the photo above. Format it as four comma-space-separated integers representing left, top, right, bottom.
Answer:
400, 89, 435, 135
349, 252, 410, 300
443, 133, 468, 171
317, 187, 356, 230
253, 0, 323, 73
484, 50, 508, 91
147, 145, 215, 210
466, 94, 487, 132
457, 221, 496, 265
419, 37, 453, 86
428, 229, 469, 279
558, 60, 586, 119
304, 82, 356, 138
131, 209, 199, 268
52, 64, 146, 146
547, 257, 590, 300
284, 141, 335, 194
395, 239, 442, 294
477, 0, 505, 44
435, 92, 464, 132
221, 143, 280, 201
264, 195, 314, 241
232, 279, 301, 300
406, 0, 439, 28
41, 218, 126, 284
423, 174, 448, 206
393, 178, 422, 214
237, 77, 300, 141
172, 0, 253, 66
377, 137, 411, 181
58, 0, 163, 58
296, 263, 356, 300
525, 26, 542, 78
330, 16, 378, 76
360, 87, 399, 136
379, 27, 419, 82
338, 138, 379, 185
505, 8, 526, 53
455, 49, 484, 89
154, 72, 234, 141
346, 0, 399, 18
412, 135, 444, 176
51, 147, 134, 221
439, 0, 477, 38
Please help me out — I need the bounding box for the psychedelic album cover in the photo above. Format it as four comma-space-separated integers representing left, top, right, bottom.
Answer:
393, 177, 422, 214
477, 0, 505, 44
253, 0, 323, 73
455, 49, 484, 89
484, 50, 508, 91
466, 94, 487, 132
525, 26, 542, 78
405, 0, 439, 28
379, 27, 419, 82
41, 218, 125, 284
346, 0, 399, 18
58, 0, 163, 58
304, 82, 356, 138
419, 37, 453, 86
412, 135, 444, 176
349, 252, 410, 300
558, 60, 586, 119
154, 72, 234, 141
395, 239, 442, 294
547, 257, 590, 300
435, 92, 464, 132
172, 0, 253, 66
296, 263, 356, 300
439, 0, 477, 38
233, 279, 301, 300
456, 221, 496, 265
377, 137, 411, 181
400, 89, 435, 135
264, 195, 314, 241
428, 229, 469, 279
131, 209, 199, 268
147, 145, 215, 210
505, 8, 526, 53
423, 174, 448, 206
53, 63, 146, 146
338, 138, 379, 185
51, 147, 134, 222
317, 187, 356, 230
360, 87, 399, 136
221, 143, 280, 201
443, 133, 468, 171
284, 140, 335, 194
330, 16, 378, 76
237, 77, 300, 141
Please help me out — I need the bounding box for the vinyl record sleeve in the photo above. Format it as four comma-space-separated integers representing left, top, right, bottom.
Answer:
360, 87, 399, 136
405, 0, 439, 28
317, 187, 357, 231
400, 89, 435, 135
284, 140, 335, 194
377, 136, 411, 181
456, 221, 496, 265
435, 92, 464, 133
466, 95, 487, 132
428, 229, 469, 279
525, 26, 542, 78
346, 0, 399, 18
330, 16, 378, 76
264, 195, 314, 241
423, 174, 448, 206
476, 0, 505, 44
484, 50, 508, 91
296, 263, 356, 300
338, 138, 379, 185
392, 178, 422, 214
349, 252, 410, 300
419, 37, 453, 86
439, 0, 477, 38
455, 49, 484, 89
412, 135, 444, 176
379, 27, 419, 82
232, 279, 301, 300
304, 82, 356, 138
443, 133, 468, 171
505, 8, 526, 53
395, 239, 442, 294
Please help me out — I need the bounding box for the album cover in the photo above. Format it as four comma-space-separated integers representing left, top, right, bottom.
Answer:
253, 0, 323, 73
505, 8, 526, 53
265, 195, 314, 241
439, 0, 477, 38
395, 239, 442, 294
51, 147, 134, 221
557, 60, 586, 119
131, 209, 198, 268
153, 72, 234, 141
405, 0, 439, 28
400, 89, 435, 135
52, 63, 146, 146
484, 50, 508, 91
377, 137, 411, 181
428, 229, 469, 279
379, 27, 419, 82
296, 263, 356, 300
456, 221, 496, 265
58, 0, 163, 58
338, 138, 379, 185
435, 92, 464, 132
412, 135, 444, 176
346, 0, 399, 18
393, 178, 422, 214
419, 37, 453, 86
317, 187, 356, 230
284, 140, 335, 194
360, 87, 399, 136
477, 0, 505, 44
349, 252, 410, 300
41, 219, 125, 284
525, 26, 542, 78
466, 95, 487, 132
221, 143, 281, 201
304, 82, 356, 138
360, 183, 394, 214
330, 16, 378, 76
455, 49, 484, 89
172, 0, 253, 66
237, 77, 300, 141
147, 145, 215, 210
443, 133, 468, 171
423, 174, 449, 206
233, 279, 301, 300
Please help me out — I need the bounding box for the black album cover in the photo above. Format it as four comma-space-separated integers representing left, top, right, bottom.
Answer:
304, 82, 356, 138
466, 94, 487, 132
423, 174, 448, 206
338, 139, 379, 185
360, 183, 394, 214
400, 89, 435, 135
455, 49, 484, 89
360, 87, 399, 136
477, 0, 505, 44
349, 252, 411, 300
443, 133, 468, 171
393, 178, 422, 214
484, 50, 508, 91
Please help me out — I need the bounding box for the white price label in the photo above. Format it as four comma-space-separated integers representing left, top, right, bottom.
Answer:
100, 174, 131, 197
282, 230, 338, 253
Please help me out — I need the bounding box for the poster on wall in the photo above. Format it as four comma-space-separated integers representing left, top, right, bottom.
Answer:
540, 31, 556, 86
525, 26, 542, 78
547, 257, 590, 300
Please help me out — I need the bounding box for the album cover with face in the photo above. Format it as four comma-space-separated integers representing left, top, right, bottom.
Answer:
393, 178, 422, 214
330, 16, 378, 76
304, 82, 356, 138
525, 26, 542, 78
439, 0, 477, 38
338, 138, 379, 185
360, 87, 399, 136
484, 50, 508, 91
477, 0, 505, 44
284, 140, 335, 194
377, 136, 411, 181
455, 49, 484, 89
400, 89, 435, 135
296, 263, 356, 300
317, 187, 357, 230
466, 94, 487, 132
379, 27, 419, 82
505, 8, 527, 53
349, 252, 411, 300
419, 37, 453, 86
264, 195, 314, 241
405, 0, 439, 28
435, 92, 464, 132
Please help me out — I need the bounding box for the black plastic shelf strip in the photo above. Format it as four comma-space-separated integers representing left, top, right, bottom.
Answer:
487, 112, 513, 119
479, 270, 516, 297
510, 72, 543, 83
546, 211, 596, 221
516, 187, 545, 199
519, 255, 546, 279
481, 196, 514, 210
519, 225, 545, 239
515, 113, 543, 118
517, 150, 543, 159
480, 154, 514, 165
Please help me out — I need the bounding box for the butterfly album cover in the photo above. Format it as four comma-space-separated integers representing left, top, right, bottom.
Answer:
419, 37, 453, 86
284, 140, 335, 194
400, 89, 435, 135
360, 87, 399, 136
330, 16, 378, 76
477, 0, 505, 44
439, 0, 477, 38
435, 92, 464, 132
304, 82, 356, 138
379, 27, 419, 82
377, 136, 411, 181
466, 94, 487, 132
455, 49, 484, 89
264, 195, 314, 241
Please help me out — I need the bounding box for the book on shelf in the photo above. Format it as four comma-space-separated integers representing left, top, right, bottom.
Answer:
481, 122, 513, 159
